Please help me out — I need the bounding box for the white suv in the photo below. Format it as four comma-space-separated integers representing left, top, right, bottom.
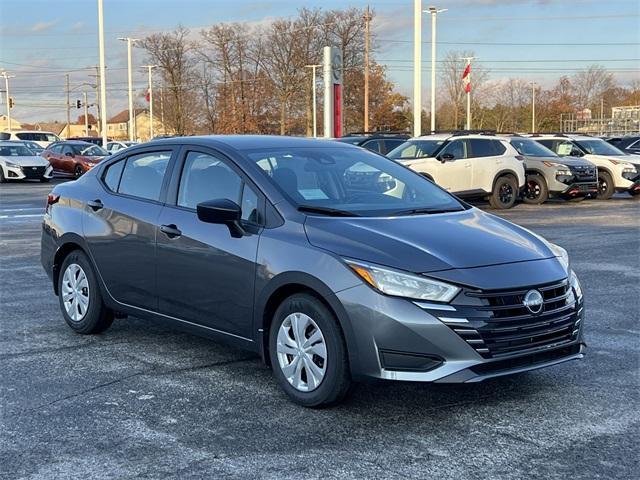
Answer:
0, 130, 61, 148
531, 134, 640, 199
388, 133, 526, 209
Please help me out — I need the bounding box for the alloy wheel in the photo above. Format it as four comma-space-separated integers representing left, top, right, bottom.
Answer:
525, 180, 542, 200
499, 183, 514, 205
61, 263, 90, 322
598, 178, 608, 195
276, 312, 327, 392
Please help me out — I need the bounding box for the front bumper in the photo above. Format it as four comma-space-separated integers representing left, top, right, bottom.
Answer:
2, 164, 53, 180
337, 278, 585, 383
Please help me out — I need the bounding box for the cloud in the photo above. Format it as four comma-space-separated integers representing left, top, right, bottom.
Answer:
71, 21, 85, 31
30, 20, 58, 32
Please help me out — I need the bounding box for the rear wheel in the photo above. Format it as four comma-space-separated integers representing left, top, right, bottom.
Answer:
489, 175, 518, 209
596, 171, 615, 200
269, 293, 351, 407
522, 174, 548, 204
58, 250, 113, 334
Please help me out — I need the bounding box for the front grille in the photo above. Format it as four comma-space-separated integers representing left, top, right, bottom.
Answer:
22, 166, 46, 179
443, 280, 581, 359
568, 165, 597, 182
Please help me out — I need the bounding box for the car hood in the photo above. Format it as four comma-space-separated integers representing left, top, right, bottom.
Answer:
304, 208, 556, 273
585, 153, 640, 166
0, 155, 49, 167
534, 155, 594, 167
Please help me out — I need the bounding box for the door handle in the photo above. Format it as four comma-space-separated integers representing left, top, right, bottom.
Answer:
87, 199, 103, 211
160, 224, 182, 238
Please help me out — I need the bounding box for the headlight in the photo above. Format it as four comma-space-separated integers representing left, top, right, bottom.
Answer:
570, 270, 583, 300
4, 160, 21, 169
622, 165, 637, 174
549, 243, 569, 271
345, 260, 461, 303
555, 168, 572, 177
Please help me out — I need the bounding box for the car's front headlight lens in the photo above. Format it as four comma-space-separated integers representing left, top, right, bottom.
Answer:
549, 243, 569, 271
345, 260, 461, 303
4, 160, 20, 169
570, 270, 583, 300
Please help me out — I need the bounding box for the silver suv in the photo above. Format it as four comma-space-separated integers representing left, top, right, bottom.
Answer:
388, 132, 526, 209
507, 137, 598, 204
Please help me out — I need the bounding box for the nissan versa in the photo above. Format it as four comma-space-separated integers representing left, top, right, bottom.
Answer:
41, 136, 586, 407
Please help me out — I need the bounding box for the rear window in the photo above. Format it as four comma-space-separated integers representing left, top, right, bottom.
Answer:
468, 139, 505, 157
16, 132, 59, 142
117, 151, 171, 201
0, 133, 9, 140
103, 160, 125, 191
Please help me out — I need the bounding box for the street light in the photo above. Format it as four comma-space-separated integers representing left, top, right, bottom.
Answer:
118, 37, 139, 141
1, 71, 15, 132
531, 81, 537, 133
141, 65, 158, 140
426, 6, 447, 134
97, 0, 108, 146
413, 0, 422, 137
305, 64, 322, 138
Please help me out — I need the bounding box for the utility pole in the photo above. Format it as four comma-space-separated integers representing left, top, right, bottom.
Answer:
65, 74, 71, 138
97, 0, 108, 146
118, 37, 139, 141
531, 81, 536, 133
142, 65, 157, 140
364, 5, 371, 132
600, 98, 604, 136
83, 92, 89, 135
305, 64, 322, 138
461, 56, 475, 130
413, 0, 422, 137
1, 71, 15, 132
89, 67, 101, 135
427, 6, 447, 134
160, 86, 165, 135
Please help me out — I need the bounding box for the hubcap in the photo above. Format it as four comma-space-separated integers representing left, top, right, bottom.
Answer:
598, 178, 608, 194
276, 312, 327, 392
499, 183, 514, 204
61, 263, 90, 322
526, 180, 541, 199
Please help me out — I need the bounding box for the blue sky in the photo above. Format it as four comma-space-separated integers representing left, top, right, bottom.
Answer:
0, 0, 638, 122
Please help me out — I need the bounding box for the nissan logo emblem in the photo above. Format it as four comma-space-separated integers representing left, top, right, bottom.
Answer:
523, 290, 544, 314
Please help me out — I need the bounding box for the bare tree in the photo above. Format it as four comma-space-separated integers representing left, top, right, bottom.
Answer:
573, 65, 615, 110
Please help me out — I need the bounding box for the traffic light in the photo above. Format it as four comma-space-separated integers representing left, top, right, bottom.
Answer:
76, 99, 81, 109
8, 97, 14, 109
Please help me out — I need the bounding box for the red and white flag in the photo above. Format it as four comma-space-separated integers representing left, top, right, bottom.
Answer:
145, 88, 151, 103
462, 63, 471, 93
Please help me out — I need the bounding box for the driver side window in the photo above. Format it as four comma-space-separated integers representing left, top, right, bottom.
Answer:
440, 140, 468, 159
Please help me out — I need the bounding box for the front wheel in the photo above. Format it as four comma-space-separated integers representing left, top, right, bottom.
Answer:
269, 293, 351, 407
58, 250, 114, 334
596, 171, 615, 200
522, 174, 548, 205
0, 167, 6, 183
489, 175, 518, 209
74, 164, 84, 178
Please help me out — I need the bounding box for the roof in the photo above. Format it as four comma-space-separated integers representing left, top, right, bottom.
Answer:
147, 135, 352, 151
416, 133, 512, 140
107, 108, 147, 124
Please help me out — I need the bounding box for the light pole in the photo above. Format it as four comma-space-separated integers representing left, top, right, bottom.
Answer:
413, 0, 422, 137
97, 0, 108, 146
1, 71, 15, 132
531, 81, 537, 133
427, 6, 447, 134
142, 65, 157, 140
305, 64, 322, 138
83, 92, 89, 135
118, 37, 139, 141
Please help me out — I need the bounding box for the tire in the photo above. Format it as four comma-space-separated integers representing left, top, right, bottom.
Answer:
74, 164, 84, 178
596, 171, 615, 200
269, 293, 351, 408
58, 250, 113, 334
489, 175, 518, 209
0, 167, 6, 183
522, 174, 548, 205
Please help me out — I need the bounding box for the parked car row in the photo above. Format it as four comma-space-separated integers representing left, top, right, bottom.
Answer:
0, 135, 139, 183
341, 130, 640, 208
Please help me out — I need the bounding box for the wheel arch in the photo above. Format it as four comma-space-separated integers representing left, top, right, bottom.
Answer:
492, 169, 519, 190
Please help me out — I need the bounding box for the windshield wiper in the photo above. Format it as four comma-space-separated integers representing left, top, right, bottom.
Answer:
391, 207, 465, 216
297, 205, 361, 217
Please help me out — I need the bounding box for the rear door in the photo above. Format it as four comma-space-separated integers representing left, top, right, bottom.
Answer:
83, 147, 176, 310
155, 147, 262, 338
468, 138, 507, 191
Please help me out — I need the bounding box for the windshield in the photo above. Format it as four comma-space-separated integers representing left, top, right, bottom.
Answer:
388, 139, 445, 160
575, 139, 626, 156
71, 144, 107, 156
245, 146, 465, 217
334, 137, 364, 145
510, 138, 558, 157
0, 144, 35, 156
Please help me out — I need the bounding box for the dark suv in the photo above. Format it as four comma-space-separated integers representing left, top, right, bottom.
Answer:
334, 132, 410, 155
41, 135, 585, 407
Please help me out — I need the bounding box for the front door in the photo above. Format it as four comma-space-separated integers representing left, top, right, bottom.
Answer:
156, 149, 262, 338
434, 139, 472, 193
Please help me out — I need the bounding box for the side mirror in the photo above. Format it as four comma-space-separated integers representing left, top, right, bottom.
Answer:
65, 152, 74, 157
196, 198, 245, 238
440, 153, 455, 163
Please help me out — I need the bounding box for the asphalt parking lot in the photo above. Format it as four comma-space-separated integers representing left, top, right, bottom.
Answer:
1, 179, 638, 480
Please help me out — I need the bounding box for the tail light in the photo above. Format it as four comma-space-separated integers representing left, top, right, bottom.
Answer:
515, 155, 525, 161
46, 193, 59, 214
